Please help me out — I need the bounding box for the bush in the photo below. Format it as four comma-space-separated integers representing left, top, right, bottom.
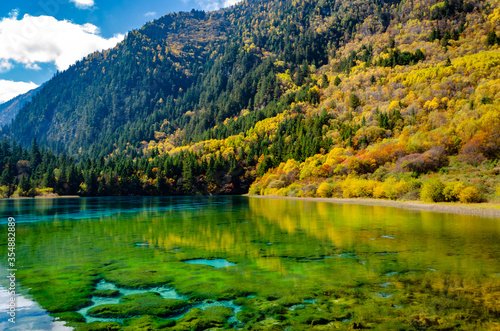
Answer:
442, 182, 466, 202
496, 183, 500, 197
287, 183, 301, 197
0, 186, 9, 198
373, 182, 386, 199
458, 186, 482, 203
317, 181, 332, 197
393, 180, 410, 199
400, 146, 448, 174
248, 182, 261, 195
268, 179, 286, 189
302, 184, 317, 197
372, 177, 409, 200
420, 178, 445, 202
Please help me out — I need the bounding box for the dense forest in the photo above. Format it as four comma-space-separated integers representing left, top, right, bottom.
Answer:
1, 0, 500, 202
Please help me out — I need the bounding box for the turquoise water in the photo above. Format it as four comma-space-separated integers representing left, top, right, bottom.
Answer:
183, 258, 237, 267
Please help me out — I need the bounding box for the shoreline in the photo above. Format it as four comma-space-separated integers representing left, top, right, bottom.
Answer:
246, 195, 500, 218
3, 194, 80, 200
3, 193, 500, 217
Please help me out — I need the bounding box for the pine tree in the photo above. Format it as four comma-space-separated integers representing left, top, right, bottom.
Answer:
0, 158, 15, 186
42, 168, 56, 189
182, 155, 195, 193
20, 176, 31, 195
349, 93, 361, 110
30, 138, 42, 173
486, 30, 498, 46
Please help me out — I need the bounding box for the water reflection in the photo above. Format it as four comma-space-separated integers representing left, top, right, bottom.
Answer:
0, 286, 72, 331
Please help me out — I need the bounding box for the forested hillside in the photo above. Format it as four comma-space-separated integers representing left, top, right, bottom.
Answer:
1, 0, 500, 202
0, 86, 40, 127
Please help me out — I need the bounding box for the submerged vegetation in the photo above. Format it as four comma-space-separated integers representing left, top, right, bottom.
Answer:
0, 197, 499, 330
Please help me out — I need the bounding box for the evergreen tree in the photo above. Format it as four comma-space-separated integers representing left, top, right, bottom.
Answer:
333, 76, 341, 86
349, 93, 361, 110
486, 30, 498, 46
42, 168, 56, 189
0, 158, 15, 186
20, 176, 31, 194
30, 138, 42, 173
182, 155, 195, 193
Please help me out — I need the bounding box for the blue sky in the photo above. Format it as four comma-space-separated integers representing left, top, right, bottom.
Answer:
0, 0, 240, 103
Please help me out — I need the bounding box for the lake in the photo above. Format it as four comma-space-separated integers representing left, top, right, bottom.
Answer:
0, 196, 499, 330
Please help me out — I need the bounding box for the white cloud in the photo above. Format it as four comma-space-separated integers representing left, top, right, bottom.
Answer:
9, 9, 19, 19
25, 63, 41, 70
0, 60, 13, 73
0, 80, 38, 104
223, 0, 241, 7
191, 0, 243, 11
144, 11, 157, 17
69, 0, 95, 9
0, 13, 124, 71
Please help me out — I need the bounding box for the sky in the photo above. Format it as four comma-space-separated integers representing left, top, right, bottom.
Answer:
0, 0, 241, 104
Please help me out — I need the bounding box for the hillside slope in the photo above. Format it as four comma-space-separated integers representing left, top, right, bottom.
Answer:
0, 86, 40, 127
3, 0, 386, 157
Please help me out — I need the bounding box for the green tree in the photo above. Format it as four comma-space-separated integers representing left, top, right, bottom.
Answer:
30, 138, 42, 172
486, 30, 498, 46
182, 155, 195, 193
257, 156, 273, 177
1, 158, 15, 186
20, 176, 31, 195
349, 93, 361, 110
42, 168, 56, 189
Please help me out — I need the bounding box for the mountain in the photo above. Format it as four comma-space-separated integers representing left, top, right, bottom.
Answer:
1, 0, 500, 202
2, 0, 383, 156
0, 86, 41, 127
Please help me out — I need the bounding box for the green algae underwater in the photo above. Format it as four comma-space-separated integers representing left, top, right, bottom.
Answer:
1, 196, 500, 330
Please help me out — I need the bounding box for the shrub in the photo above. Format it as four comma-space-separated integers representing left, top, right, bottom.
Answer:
373, 182, 386, 199
341, 177, 362, 198
442, 182, 466, 202
262, 174, 279, 189
420, 178, 445, 202
393, 180, 410, 199
0, 186, 9, 198
495, 183, 500, 197
287, 183, 301, 197
277, 188, 287, 196
371, 177, 409, 200
341, 177, 379, 198
302, 184, 317, 197
400, 146, 448, 174
317, 181, 332, 197
268, 179, 286, 189
248, 182, 261, 195
458, 186, 482, 203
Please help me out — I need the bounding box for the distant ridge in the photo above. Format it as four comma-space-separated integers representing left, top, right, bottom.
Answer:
0, 86, 41, 128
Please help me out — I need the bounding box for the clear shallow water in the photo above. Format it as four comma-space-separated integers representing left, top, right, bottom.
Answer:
77, 280, 241, 324
0, 196, 499, 329
0, 285, 72, 331
183, 258, 237, 268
